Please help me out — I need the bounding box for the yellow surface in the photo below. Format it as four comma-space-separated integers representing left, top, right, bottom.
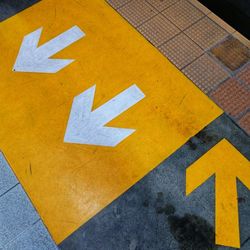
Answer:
0, 0, 222, 243
186, 139, 250, 248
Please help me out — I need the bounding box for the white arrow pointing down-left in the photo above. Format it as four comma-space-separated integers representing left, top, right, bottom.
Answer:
64, 84, 145, 147
13, 25, 85, 73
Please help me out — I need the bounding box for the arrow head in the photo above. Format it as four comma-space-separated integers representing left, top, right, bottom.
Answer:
13, 26, 84, 73
13, 27, 42, 72
186, 139, 250, 248
64, 84, 145, 147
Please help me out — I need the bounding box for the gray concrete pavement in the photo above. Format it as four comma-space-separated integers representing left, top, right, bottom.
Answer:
0, 153, 57, 250
0, 0, 40, 21
60, 114, 250, 250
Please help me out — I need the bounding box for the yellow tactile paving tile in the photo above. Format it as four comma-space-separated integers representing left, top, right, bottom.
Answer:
0, 0, 222, 243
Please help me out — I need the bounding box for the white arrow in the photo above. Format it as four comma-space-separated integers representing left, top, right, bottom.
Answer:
64, 84, 145, 147
13, 25, 85, 73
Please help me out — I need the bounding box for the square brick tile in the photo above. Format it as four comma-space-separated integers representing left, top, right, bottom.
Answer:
188, 0, 211, 15
118, 0, 157, 27
107, 0, 132, 9
237, 63, 250, 86
137, 14, 180, 47
162, 0, 204, 30
238, 112, 250, 135
233, 31, 250, 48
210, 78, 250, 118
208, 13, 235, 34
210, 37, 250, 71
159, 33, 203, 68
185, 17, 228, 50
146, 0, 178, 11
182, 54, 230, 93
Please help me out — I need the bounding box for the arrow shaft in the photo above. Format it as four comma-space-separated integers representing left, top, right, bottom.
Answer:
186, 140, 250, 249
91, 84, 145, 126
216, 175, 240, 247
37, 26, 85, 59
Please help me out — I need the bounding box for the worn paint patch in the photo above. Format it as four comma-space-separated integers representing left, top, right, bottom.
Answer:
168, 213, 217, 250
0, 0, 221, 243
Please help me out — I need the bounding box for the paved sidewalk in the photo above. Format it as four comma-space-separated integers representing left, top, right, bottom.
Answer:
0, 153, 58, 249
107, 0, 250, 135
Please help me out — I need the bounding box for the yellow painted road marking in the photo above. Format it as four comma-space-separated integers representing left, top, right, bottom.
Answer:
0, 0, 222, 243
186, 139, 250, 248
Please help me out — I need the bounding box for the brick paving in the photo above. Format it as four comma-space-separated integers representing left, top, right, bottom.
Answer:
183, 54, 230, 93
118, 0, 157, 27
162, 0, 204, 30
107, 0, 250, 135
237, 63, 250, 85
210, 36, 250, 71
239, 112, 250, 135
159, 32, 203, 69
210, 78, 250, 118
138, 14, 180, 47
184, 16, 228, 50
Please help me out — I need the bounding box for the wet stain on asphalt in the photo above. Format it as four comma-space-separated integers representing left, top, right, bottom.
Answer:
196, 130, 218, 144
143, 200, 149, 208
156, 203, 176, 215
187, 129, 219, 151
187, 139, 197, 150
168, 214, 217, 250
153, 192, 217, 250
238, 197, 246, 203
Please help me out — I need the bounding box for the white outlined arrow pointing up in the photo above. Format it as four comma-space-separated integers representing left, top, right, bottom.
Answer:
13, 25, 85, 73
64, 84, 145, 147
